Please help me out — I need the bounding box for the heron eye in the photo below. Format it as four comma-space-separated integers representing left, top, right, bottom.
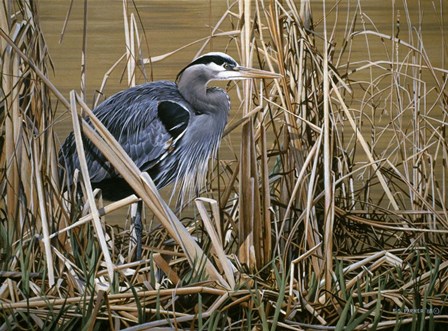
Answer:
223, 63, 234, 70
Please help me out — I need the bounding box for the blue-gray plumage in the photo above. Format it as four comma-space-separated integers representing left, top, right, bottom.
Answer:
59, 52, 279, 259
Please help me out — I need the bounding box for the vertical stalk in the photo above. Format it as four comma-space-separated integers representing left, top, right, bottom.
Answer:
260, 124, 272, 264
34, 138, 55, 287
322, 0, 334, 298
3, 33, 21, 233
238, 0, 254, 269
81, 0, 88, 101
122, 0, 136, 87
238, 0, 264, 270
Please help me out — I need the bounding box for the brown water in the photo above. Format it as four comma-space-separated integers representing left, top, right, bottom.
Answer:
39, 1, 232, 135
38, 1, 447, 223
38, 0, 446, 132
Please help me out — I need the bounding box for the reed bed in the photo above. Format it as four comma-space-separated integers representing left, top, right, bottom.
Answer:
1, 0, 447, 330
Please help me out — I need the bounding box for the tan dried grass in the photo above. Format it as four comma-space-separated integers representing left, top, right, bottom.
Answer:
1, 0, 447, 329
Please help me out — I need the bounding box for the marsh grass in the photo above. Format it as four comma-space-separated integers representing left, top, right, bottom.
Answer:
1, 0, 448, 329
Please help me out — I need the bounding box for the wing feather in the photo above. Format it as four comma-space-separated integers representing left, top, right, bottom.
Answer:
59, 81, 191, 187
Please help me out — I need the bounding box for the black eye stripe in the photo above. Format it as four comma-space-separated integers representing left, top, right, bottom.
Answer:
176, 54, 238, 81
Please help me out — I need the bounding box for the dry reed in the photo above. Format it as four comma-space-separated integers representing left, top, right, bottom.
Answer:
1, 0, 447, 330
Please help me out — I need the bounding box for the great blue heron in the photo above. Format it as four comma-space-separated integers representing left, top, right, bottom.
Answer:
59, 52, 279, 259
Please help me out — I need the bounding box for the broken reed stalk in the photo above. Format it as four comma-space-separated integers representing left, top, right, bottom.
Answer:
69, 90, 115, 284
195, 197, 235, 289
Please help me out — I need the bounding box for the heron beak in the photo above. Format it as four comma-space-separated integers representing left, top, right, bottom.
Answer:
232, 66, 282, 79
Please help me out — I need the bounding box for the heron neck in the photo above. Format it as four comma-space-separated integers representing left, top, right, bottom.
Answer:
178, 77, 229, 116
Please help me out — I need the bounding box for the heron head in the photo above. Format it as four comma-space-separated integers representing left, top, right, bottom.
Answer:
176, 52, 281, 83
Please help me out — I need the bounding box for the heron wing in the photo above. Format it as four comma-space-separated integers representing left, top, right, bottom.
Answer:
60, 81, 191, 186
119, 100, 190, 174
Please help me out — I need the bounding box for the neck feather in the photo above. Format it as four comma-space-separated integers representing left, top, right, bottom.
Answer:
177, 71, 230, 115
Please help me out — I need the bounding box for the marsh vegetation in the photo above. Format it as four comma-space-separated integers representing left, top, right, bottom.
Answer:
1, 0, 447, 329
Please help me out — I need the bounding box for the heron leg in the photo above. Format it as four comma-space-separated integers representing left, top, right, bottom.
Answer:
133, 200, 143, 260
